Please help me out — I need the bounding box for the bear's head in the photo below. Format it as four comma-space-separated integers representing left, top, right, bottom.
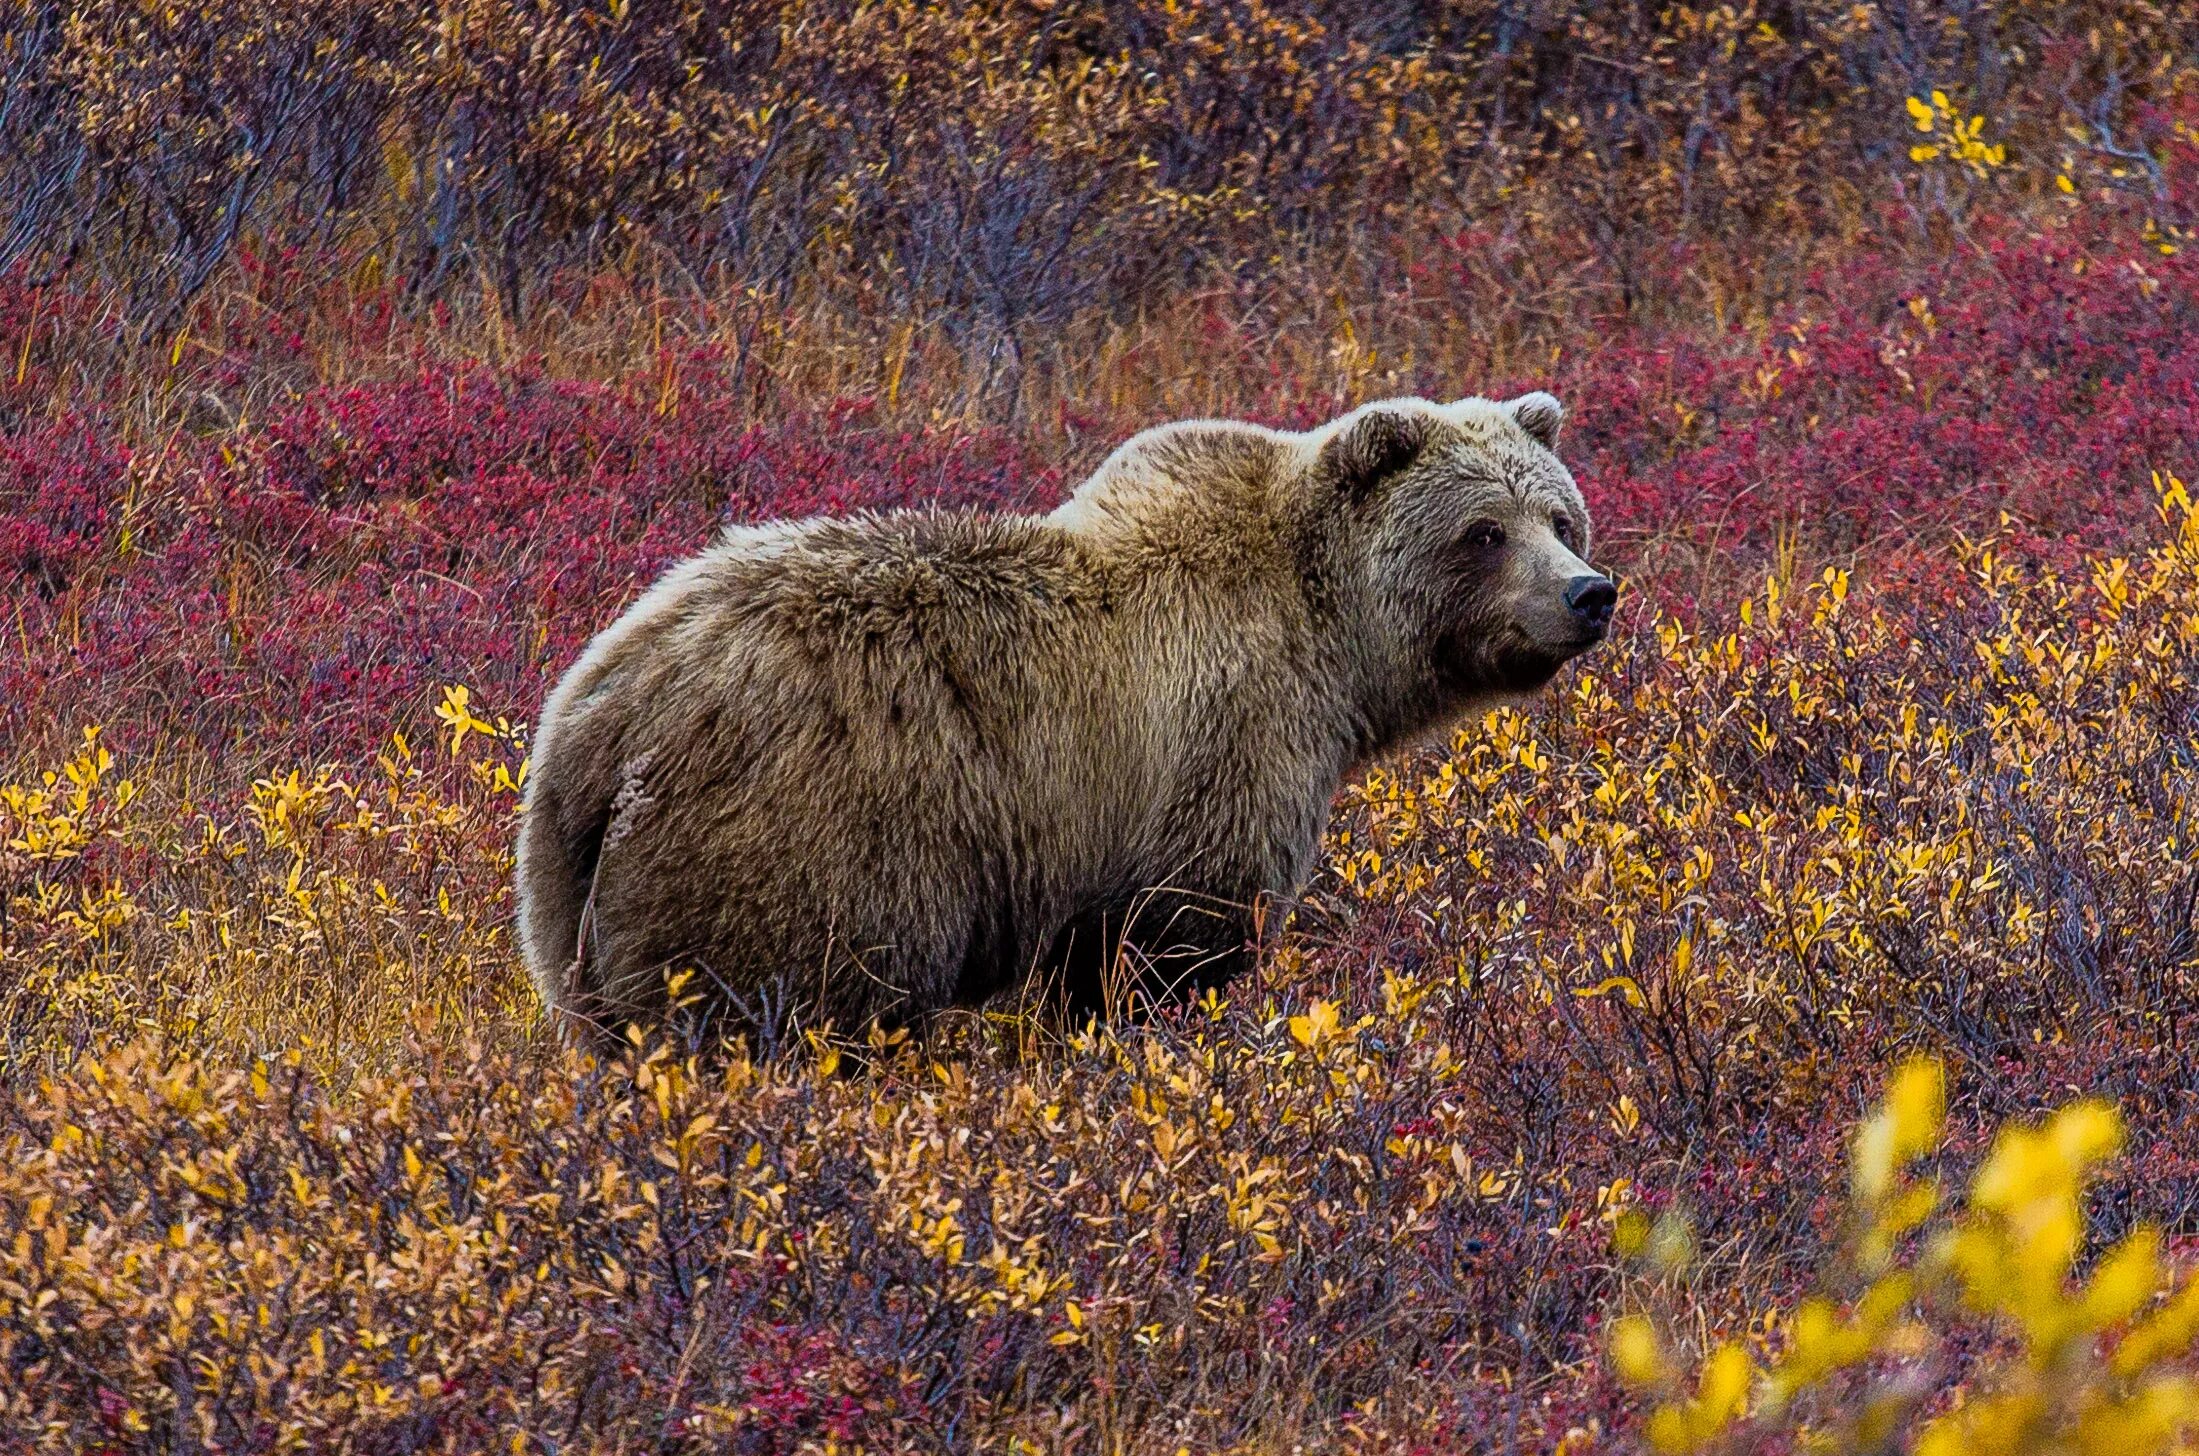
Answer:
1304, 392, 1615, 740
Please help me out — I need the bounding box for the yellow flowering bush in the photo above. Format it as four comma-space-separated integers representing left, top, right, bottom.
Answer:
1611, 1058, 2199, 1454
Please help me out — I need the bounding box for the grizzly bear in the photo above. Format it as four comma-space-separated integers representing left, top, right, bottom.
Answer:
515, 393, 1614, 1047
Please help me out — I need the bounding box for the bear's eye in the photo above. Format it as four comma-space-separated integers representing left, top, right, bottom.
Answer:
1552, 513, 1576, 547
1462, 521, 1506, 550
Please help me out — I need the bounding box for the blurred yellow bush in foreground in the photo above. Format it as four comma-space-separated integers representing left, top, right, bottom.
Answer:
1613, 1056, 2199, 1454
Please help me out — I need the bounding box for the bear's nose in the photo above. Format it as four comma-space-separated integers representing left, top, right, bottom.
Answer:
1565, 574, 1617, 630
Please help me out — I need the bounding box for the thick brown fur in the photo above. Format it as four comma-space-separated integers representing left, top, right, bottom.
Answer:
516, 394, 1612, 1046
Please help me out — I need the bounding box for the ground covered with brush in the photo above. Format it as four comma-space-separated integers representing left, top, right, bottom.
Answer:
5, 5, 2199, 1452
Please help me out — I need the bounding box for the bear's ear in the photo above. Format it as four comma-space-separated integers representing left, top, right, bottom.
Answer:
1505, 391, 1565, 450
1319, 408, 1432, 502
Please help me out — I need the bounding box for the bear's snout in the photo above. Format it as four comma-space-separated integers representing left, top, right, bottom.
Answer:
1564, 574, 1617, 635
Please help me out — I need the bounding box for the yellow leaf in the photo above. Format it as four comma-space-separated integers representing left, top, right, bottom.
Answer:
1610, 1314, 1665, 1387
1697, 1341, 1753, 1426
1612, 1208, 1651, 1258
2050, 1100, 2125, 1168
1289, 998, 1340, 1048
1886, 1058, 1946, 1159
2083, 1228, 2164, 1329
1574, 975, 1646, 1009
2115, 1275, 2199, 1376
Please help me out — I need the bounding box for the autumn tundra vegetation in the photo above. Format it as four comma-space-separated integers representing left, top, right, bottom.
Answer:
3, 2, 2199, 1451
